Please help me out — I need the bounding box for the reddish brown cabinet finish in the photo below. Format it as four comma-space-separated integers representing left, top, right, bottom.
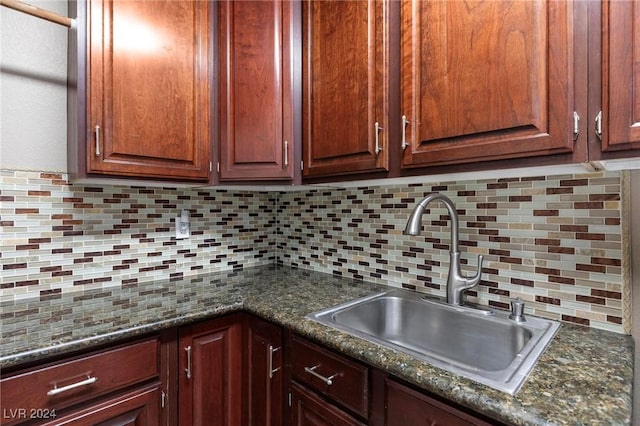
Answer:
71, 0, 212, 181
302, 0, 391, 178
218, 0, 300, 182
290, 383, 366, 426
243, 316, 284, 426
597, 0, 640, 153
178, 315, 242, 426
0, 338, 160, 426
38, 384, 162, 426
290, 335, 369, 419
384, 379, 492, 426
401, 0, 577, 168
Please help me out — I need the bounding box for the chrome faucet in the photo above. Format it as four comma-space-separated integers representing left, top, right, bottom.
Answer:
404, 193, 484, 305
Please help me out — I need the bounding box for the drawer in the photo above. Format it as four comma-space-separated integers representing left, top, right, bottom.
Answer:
290, 334, 368, 418
0, 337, 159, 425
290, 382, 365, 426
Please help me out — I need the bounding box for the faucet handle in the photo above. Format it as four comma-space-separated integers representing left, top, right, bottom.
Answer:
468, 254, 484, 286
509, 298, 526, 322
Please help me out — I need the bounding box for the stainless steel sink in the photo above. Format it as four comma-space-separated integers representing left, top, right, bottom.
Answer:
307, 289, 560, 394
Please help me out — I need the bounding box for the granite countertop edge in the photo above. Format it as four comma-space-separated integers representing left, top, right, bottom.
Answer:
0, 266, 633, 426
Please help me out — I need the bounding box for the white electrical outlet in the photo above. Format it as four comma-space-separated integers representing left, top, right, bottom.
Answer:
175, 209, 190, 239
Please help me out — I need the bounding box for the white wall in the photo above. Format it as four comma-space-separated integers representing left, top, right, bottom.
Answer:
0, 0, 68, 171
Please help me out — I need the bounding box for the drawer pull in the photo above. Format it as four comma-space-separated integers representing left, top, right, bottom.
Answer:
304, 365, 338, 386
47, 375, 97, 396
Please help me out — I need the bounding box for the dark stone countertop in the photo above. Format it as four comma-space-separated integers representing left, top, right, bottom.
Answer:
0, 266, 633, 425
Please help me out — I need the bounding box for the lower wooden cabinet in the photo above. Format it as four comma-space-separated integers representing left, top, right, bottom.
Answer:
0, 337, 162, 426
290, 382, 365, 426
289, 335, 369, 419
38, 383, 162, 426
2, 315, 503, 426
244, 315, 284, 426
178, 315, 243, 426
384, 379, 493, 426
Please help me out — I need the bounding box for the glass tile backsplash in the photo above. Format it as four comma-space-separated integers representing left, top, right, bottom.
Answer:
0, 169, 629, 333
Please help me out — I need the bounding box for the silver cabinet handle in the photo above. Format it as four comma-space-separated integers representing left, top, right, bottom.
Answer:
268, 345, 281, 379
304, 365, 338, 386
94, 125, 101, 156
374, 121, 383, 155
401, 115, 410, 150
595, 110, 603, 140
185, 345, 192, 379
283, 141, 289, 167
47, 375, 97, 396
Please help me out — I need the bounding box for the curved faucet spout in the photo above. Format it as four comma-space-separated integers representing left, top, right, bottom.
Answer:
404, 193, 484, 305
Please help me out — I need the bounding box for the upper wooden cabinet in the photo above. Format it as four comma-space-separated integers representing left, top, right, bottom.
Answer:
218, 0, 300, 182
302, 0, 391, 178
69, 0, 212, 181
593, 0, 640, 155
400, 0, 576, 168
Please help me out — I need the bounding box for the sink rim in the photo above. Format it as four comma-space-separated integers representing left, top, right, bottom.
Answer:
306, 289, 560, 395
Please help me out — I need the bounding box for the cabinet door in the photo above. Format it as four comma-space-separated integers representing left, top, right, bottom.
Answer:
178, 316, 242, 426
244, 316, 283, 426
219, 0, 298, 181
385, 379, 492, 426
290, 383, 365, 426
87, 0, 211, 180
600, 0, 640, 151
302, 0, 390, 178
38, 384, 161, 426
401, 0, 575, 168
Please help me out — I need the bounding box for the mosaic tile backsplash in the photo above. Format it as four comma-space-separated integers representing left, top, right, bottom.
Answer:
276, 172, 628, 333
1, 170, 275, 300
0, 169, 629, 333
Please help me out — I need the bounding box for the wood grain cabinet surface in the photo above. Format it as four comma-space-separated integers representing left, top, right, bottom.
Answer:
400, 0, 577, 168
0, 337, 162, 426
178, 315, 242, 426
290, 383, 366, 426
243, 315, 284, 426
302, 0, 391, 178
384, 379, 493, 426
288, 334, 369, 426
218, 0, 300, 183
37, 384, 162, 426
69, 0, 212, 181
591, 0, 640, 158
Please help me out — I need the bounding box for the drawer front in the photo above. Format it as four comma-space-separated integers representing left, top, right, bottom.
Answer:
290, 335, 368, 418
0, 338, 159, 425
290, 382, 366, 426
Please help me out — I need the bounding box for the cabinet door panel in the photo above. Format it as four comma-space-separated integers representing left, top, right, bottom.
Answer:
179, 316, 242, 426
303, 0, 389, 177
601, 0, 640, 150
245, 317, 283, 426
88, 0, 211, 180
401, 0, 574, 167
219, 0, 296, 181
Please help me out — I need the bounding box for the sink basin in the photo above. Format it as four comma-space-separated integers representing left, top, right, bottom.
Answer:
307, 289, 560, 394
